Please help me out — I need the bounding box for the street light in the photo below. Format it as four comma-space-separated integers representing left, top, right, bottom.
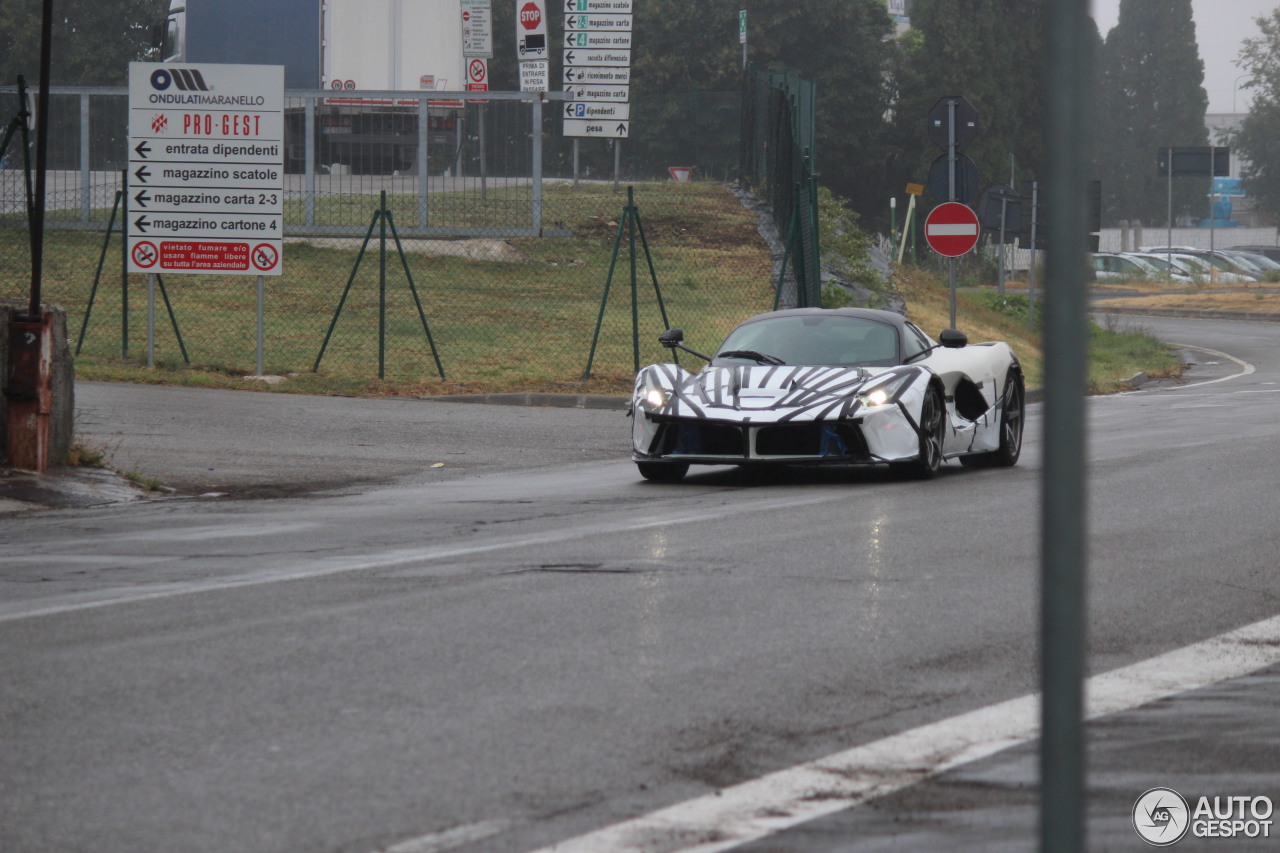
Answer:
1233, 72, 1251, 115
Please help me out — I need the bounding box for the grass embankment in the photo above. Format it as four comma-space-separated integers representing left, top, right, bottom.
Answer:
6, 180, 1181, 396
894, 268, 1182, 393
13, 182, 772, 397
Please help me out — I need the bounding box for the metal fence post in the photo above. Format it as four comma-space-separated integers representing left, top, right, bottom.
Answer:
532, 95, 544, 235
305, 95, 316, 229
79, 93, 91, 224
1041, 1, 1093, 851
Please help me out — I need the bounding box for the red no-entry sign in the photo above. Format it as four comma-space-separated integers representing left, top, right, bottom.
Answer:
924, 202, 981, 257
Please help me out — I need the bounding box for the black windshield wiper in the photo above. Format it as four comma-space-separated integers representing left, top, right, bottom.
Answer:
717, 349, 786, 365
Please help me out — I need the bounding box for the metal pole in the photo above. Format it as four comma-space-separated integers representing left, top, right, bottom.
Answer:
305, 96, 317, 228
1029, 181, 1038, 326
999, 195, 1008, 296
532, 95, 544, 234
948, 258, 957, 328
379, 190, 387, 380
573, 138, 580, 189
479, 102, 488, 201
79, 93, 91, 224
613, 139, 621, 194
1041, 0, 1092, 851
1166, 146, 1173, 268
890, 196, 898, 250
947, 98, 957, 202
146, 273, 156, 368
417, 94, 429, 227
27, 0, 54, 317
121, 168, 130, 358
948, 99, 957, 326
256, 275, 265, 376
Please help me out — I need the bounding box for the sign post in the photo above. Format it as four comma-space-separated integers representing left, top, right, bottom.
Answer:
925, 201, 980, 328
562, 0, 633, 141
517, 0, 549, 92
127, 62, 284, 371
926, 96, 979, 327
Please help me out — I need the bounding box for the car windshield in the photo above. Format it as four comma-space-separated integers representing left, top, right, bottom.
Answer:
714, 315, 900, 367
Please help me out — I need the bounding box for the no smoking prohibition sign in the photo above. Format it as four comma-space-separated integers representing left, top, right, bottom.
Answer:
251, 243, 279, 272
132, 241, 159, 268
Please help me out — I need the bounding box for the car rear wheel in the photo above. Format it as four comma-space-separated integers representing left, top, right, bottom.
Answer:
960, 369, 1024, 468
892, 385, 944, 480
637, 461, 689, 483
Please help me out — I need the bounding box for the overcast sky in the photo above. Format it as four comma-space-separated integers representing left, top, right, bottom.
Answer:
1091, 0, 1278, 113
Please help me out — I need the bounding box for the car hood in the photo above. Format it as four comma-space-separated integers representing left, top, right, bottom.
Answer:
637, 363, 903, 420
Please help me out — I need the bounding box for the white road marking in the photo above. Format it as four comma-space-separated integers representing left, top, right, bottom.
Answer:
526, 614, 1280, 853
1147, 343, 1254, 391
378, 819, 509, 853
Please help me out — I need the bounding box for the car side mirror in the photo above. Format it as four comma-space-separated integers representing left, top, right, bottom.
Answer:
939, 329, 968, 348
659, 328, 684, 348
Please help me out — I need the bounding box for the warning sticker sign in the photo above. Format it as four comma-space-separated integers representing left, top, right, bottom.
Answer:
160, 241, 251, 271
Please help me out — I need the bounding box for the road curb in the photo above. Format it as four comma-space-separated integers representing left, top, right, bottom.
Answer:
420, 392, 629, 410
1093, 304, 1280, 323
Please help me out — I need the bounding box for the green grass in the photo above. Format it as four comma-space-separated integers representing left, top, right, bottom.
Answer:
4, 180, 1182, 398
4, 182, 774, 395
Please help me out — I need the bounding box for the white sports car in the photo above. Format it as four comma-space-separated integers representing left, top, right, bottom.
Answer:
629, 307, 1024, 482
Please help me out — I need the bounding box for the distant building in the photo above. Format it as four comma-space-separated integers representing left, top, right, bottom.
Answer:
887, 0, 910, 31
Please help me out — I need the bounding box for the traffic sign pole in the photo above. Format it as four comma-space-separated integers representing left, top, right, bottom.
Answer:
924, 201, 981, 328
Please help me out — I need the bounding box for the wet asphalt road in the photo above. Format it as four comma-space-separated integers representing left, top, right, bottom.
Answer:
1, 314, 1279, 853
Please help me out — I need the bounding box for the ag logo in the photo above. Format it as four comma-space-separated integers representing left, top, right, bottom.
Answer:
1134, 787, 1191, 846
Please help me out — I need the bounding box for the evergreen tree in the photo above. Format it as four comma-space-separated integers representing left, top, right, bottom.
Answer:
629, 0, 895, 219
1092, 0, 1209, 228
1228, 9, 1280, 222
885, 0, 1049, 211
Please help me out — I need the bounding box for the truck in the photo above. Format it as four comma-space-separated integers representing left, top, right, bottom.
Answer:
157, 0, 471, 173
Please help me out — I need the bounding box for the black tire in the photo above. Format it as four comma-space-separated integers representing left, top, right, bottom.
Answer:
637, 461, 689, 483
892, 385, 945, 480
960, 369, 1025, 469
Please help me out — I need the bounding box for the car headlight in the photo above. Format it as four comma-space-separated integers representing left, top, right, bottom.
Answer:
856, 372, 913, 410
642, 383, 670, 409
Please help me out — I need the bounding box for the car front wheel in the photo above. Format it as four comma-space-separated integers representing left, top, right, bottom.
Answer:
892, 385, 945, 480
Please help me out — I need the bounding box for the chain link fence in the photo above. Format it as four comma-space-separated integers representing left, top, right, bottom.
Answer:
1, 86, 776, 391
739, 66, 820, 308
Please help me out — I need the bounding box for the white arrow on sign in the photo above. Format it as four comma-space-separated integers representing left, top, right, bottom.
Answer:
563, 48, 631, 67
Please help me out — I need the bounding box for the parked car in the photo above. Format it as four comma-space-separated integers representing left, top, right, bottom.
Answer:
1221, 249, 1280, 280
1138, 248, 1259, 283
1120, 253, 1194, 283
1091, 252, 1179, 282
1227, 245, 1280, 264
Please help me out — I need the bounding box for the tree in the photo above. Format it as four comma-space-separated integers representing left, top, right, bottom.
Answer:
630, 0, 895, 218
1092, 0, 1209, 228
885, 0, 1050, 213
0, 0, 167, 87
1228, 9, 1280, 222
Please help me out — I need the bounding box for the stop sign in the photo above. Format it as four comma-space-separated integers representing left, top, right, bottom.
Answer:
519, 1, 542, 29
924, 202, 981, 257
